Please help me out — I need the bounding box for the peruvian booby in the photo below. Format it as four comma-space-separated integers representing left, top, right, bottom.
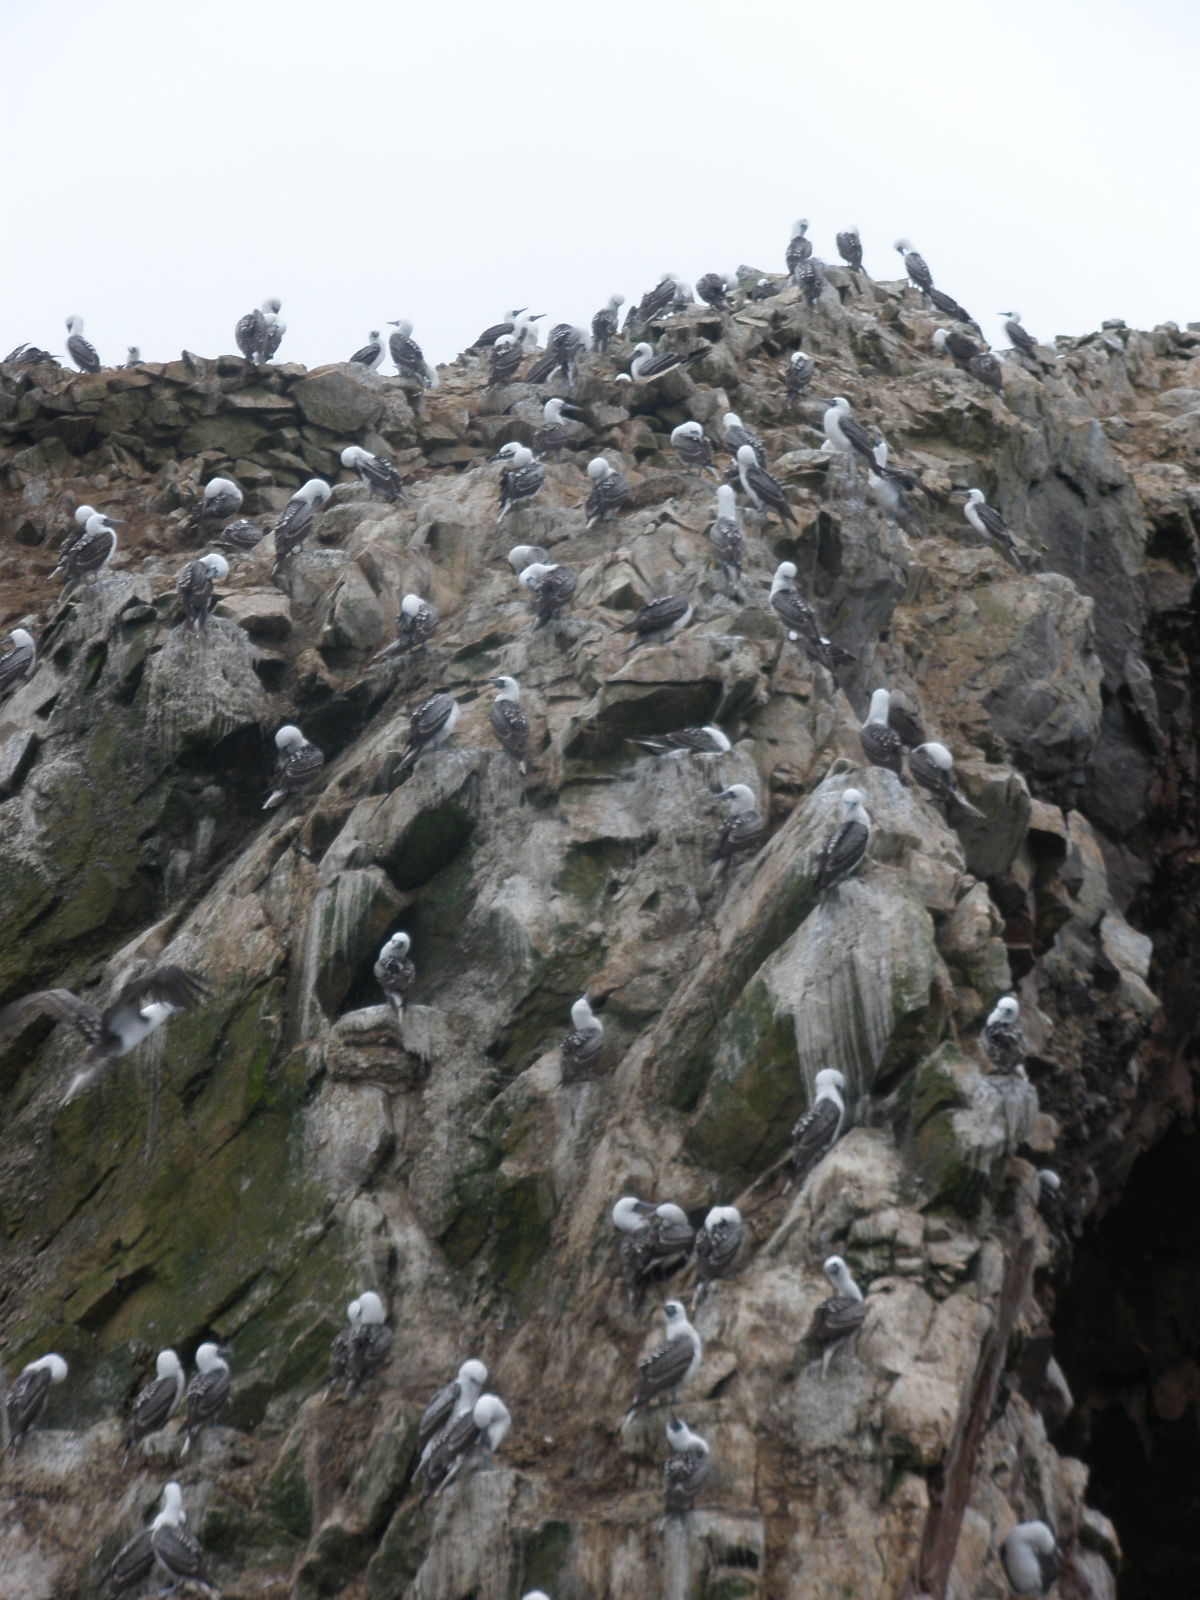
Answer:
125, 1349, 185, 1453
709, 483, 744, 588
591, 294, 625, 352
65, 314, 101, 372
894, 239, 933, 291
815, 789, 872, 894
0, 628, 37, 698
790, 1068, 846, 1186
695, 272, 730, 309
6, 1353, 68, 1453
859, 688, 905, 776
387, 320, 437, 386
1035, 1169, 1064, 1232
822, 396, 878, 462
507, 543, 550, 575
181, 1343, 230, 1455
808, 1255, 867, 1378
836, 226, 864, 273
372, 594, 439, 662
736, 444, 795, 525
263, 724, 324, 808
617, 594, 694, 649
518, 561, 577, 626
533, 397, 580, 459
1002, 1520, 1060, 1596
416, 1358, 488, 1465
526, 322, 588, 385
104, 1481, 189, 1599
982, 996, 1026, 1074
235, 298, 279, 363
786, 349, 815, 400
664, 1417, 711, 1512
490, 676, 530, 773
926, 286, 978, 328
344, 1291, 392, 1395
769, 561, 835, 668
714, 784, 766, 867
628, 725, 731, 758
3, 344, 60, 366
747, 276, 775, 301
52, 511, 119, 588
1000, 311, 1041, 361
909, 742, 986, 820
348, 330, 385, 369
560, 994, 604, 1081
185, 476, 243, 534
692, 1204, 744, 1295
176, 553, 229, 632
585, 457, 631, 526
341, 445, 406, 503
723, 412, 765, 468
958, 488, 1024, 570
262, 309, 285, 362
394, 692, 459, 776
214, 518, 264, 555
271, 478, 332, 573
931, 325, 982, 369
797, 257, 826, 308
867, 440, 921, 523
375, 932, 415, 1018
613, 1199, 695, 1307
968, 350, 1004, 394
148, 1482, 214, 1594
471, 309, 543, 348
786, 218, 813, 278
488, 334, 525, 387
671, 420, 717, 477
494, 442, 545, 521
124, 346, 142, 367
628, 342, 704, 383
423, 1393, 511, 1496
633, 274, 682, 324
624, 1302, 702, 1422
326, 1298, 363, 1399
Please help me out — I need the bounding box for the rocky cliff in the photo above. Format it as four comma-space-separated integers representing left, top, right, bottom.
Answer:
0, 269, 1197, 1600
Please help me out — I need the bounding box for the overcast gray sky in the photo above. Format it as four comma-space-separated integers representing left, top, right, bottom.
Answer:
3, 0, 1196, 371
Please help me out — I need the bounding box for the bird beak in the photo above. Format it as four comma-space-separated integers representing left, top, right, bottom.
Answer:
529, 313, 546, 321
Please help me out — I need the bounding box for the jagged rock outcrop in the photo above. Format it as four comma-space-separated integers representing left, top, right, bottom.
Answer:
1, 278, 1196, 1600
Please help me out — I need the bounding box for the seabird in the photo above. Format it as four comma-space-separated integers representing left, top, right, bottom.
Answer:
213, 518, 264, 555
708, 483, 744, 588
325, 1298, 363, 1399
695, 272, 730, 309
494, 442, 545, 522
714, 783, 766, 868
416, 1358, 488, 1466
124, 1349, 185, 1453
822, 397, 877, 463
344, 1291, 392, 1395
632, 274, 681, 324
894, 239, 934, 291
628, 724, 731, 758
180, 1343, 230, 1456
104, 1482, 196, 1600
926, 286, 978, 327
671, 420, 717, 476
1035, 1168, 1064, 1228
723, 412, 765, 468
836, 226, 864, 273
387, 319, 437, 386
736, 444, 795, 526
815, 789, 872, 895
235, 298, 279, 363
808, 1255, 867, 1378
624, 1301, 702, 1422
373, 593, 439, 662
982, 996, 1026, 1074
488, 334, 525, 387
176, 553, 229, 632
263, 725, 324, 809
663, 1417, 711, 1513
124, 346, 142, 366
628, 342, 703, 383
786, 218, 813, 279
262, 307, 286, 362
52, 511, 119, 589
769, 561, 831, 666
532, 397, 580, 459
6, 1354, 68, 1453
149, 1482, 214, 1595
348, 330, 385, 369
968, 350, 1005, 393
0, 628, 37, 698
3, 344, 60, 366
859, 688, 905, 776
584, 457, 631, 526
790, 1068, 846, 1186
1001, 311, 1041, 361
65, 314, 101, 372
747, 276, 775, 301
490, 676, 530, 773
867, 440, 921, 524
271, 478, 332, 572
518, 561, 577, 626
375, 932, 415, 1018
63, 501, 98, 552
785, 349, 815, 401
931, 325, 982, 370
0, 967, 208, 1102
423, 1393, 511, 1496
560, 994, 604, 1081
341, 445, 406, 503
1002, 1521, 1061, 1596
186, 476, 244, 534
526, 322, 589, 385
394, 692, 459, 776
471, 309, 543, 348
909, 742, 985, 819
591, 294, 624, 352
797, 258, 825, 308
613, 1199, 695, 1307
506, 543, 549, 575
692, 1204, 744, 1296
617, 594, 694, 649
958, 488, 1024, 571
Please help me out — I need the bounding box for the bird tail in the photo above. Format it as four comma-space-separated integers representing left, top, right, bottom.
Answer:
263, 789, 285, 810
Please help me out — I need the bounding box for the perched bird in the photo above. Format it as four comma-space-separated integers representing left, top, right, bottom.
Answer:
65, 314, 101, 372
488, 334, 525, 387
52, 511, 119, 588
909, 741, 986, 820
591, 294, 625, 352
797, 257, 826, 308
613, 1199, 695, 1307
184, 476, 243, 535
859, 688, 905, 777
1035, 1169, 1065, 1231
394, 692, 459, 776
213, 518, 265, 555
271, 478, 332, 573
490, 676, 530, 773
627, 342, 704, 383
722, 412, 765, 468
785, 349, 815, 401
148, 1482, 212, 1594
628, 725, 731, 758
123, 346, 142, 366
769, 561, 828, 665
103, 1482, 189, 1600
1001, 1521, 1061, 1597
584, 457, 631, 526
341, 444, 406, 503
518, 561, 577, 626
1000, 311, 1041, 361
867, 440, 921, 524
180, 1343, 230, 1455
506, 543, 550, 575
0, 627, 37, 698
624, 1302, 702, 1422
344, 1291, 392, 1396
968, 350, 1005, 394
372, 593, 439, 662
822, 396, 878, 463
62, 502, 98, 556
387, 319, 437, 386
176, 553, 229, 632
958, 488, 1024, 570
375, 932, 415, 1018
3, 344, 60, 366
708, 483, 745, 588
617, 595, 694, 649
560, 994, 604, 1081
714, 783, 766, 868
931, 325, 983, 370
785, 218, 813, 279
471, 309, 543, 348
263, 724, 324, 809
325, 1299, 363, 1399
235, 298, 280, 363
416, 1358, 488, 1466
526, 322, 588, 385
736, 444, 794, 525
747, 276, 775, 301
815, 789, 872, 895
6, 1354, 68, 1453
692, 1204, 744, 1296
495, 442, 545, 521
926, 286, 978, 327
894, 239, 934, 291
808, 1256, 867, 1378
262, 310, 285, 362
695, 272, 730, 309
982, 996, 1027, 1074
124, 1349, 185, 1453
532, 396, 579, 458
836, 226, 864, 273
632, 274, 682, 324
671, 420, 717, 477
0, 967, 208, 1103
348, 330, 385, 369
790, 1068, 846, 1186
422, 1393, 511, 1496
663, 1417, 711, 1512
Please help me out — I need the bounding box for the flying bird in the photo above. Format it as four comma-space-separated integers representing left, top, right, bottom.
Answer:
387, 319, 437, 386
836, 226, 863, 273
894, 239, 933, 291
180, 1343, 230, 1455
584, 457, 631, 526
375, 932, 415, 1019
348, 330, 385, 369
6, 1354, 68, 1453
982, 996, 1027, 1075
624, 1301, 702, 1423
1001, 1521, 1060, 1597
663, 1417, 711, 1512
671, 420, 717, 477
808, 1255, 867, 1378
176, 553, 229, 632
341, 445, 406, 503
124, 1349, 185, 1454
394, 692, 459, 776
591, 294, 625, 352
494, 442, 545, 521
815, 789, 872, 895
490, 676, 530, 773
617, 595, 694, 649
0, 628, 37, 698
708, 483, 745, 588
859, 688, 905, 777
736, 444, 794, 525
518, 561, 577, 626
908, 741, 986, 820
263, 724, 324, 808
714, 783, 766, 868
372, 594, 439, 662
628, 725, 731, 758
790, 1068, 846, 1187
271, 478, 332, 573
65, 314, 101, 372
560, 994, 604, 1081
958, 488, 1024, 570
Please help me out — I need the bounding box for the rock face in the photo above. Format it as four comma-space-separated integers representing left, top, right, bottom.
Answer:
0, 282, 1197, 1600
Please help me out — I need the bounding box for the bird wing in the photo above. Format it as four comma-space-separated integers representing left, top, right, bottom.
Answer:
6, 1366, 52, 1434
0, 987, 103, 1043
637, 1334, 695, 1392
186, 1366, 230, 1423
490, 700, 529, 755
274, 744, 325, 790
791, 1096, 841, 1177
108, 1529, 156, 1591
771, 589, 822, 644
110, 965, 209, 1022
673, 728, 723, 753
696, 1218, 741, 1276
716, 811, 765, 857
349, 341, 380, 364
810, 1293, 866, 1342
326, 1325, 356, 1387
561, 1027, 603, 1074
411, 694, 455, 741
623, 596, 688, 633
418, 1380, 459, 1451
129, 1374, 179, 1437
151, 1523, 206, 1578
0, 640, 35, 693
